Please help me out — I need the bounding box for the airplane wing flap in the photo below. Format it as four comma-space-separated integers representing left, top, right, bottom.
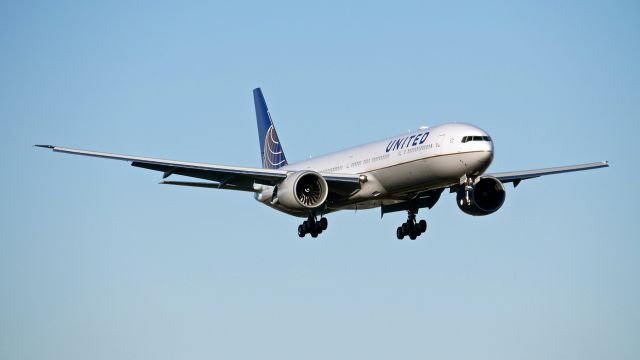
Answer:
131, 161, 267, 187
160, 180, 257, 192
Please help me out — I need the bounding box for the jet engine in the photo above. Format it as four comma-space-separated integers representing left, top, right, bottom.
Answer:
273, 171, 328, 210
457, 176, 506, 216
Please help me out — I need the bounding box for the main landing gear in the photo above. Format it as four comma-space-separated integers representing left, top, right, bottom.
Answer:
396, 212, 427, 240
298, 215, 328, 238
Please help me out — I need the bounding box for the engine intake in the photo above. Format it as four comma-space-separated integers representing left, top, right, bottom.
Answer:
457, 176, 506, 216
273, 171, 328, 210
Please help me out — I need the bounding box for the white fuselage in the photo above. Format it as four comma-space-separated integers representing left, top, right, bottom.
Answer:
257, 123, 494, 215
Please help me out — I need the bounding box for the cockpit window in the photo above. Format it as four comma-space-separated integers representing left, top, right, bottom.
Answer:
461, 135, 492, 143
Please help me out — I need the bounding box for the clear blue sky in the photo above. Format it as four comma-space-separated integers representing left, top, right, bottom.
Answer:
1, 1, 638, 359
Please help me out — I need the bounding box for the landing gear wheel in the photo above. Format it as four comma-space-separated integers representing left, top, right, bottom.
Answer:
303, 220, 312, 233
409, 224, 418, 237
395, 208, 428, 240
299, 215, 328, 239
402, 223, 410, 235
319, 217, 328, 231
419, 220, 427, 233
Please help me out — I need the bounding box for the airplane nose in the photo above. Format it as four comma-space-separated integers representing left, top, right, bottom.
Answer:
476, 143, 494, 172
482, 148, 493, 166
463, 147, 493, 175
482, 134, 494, 158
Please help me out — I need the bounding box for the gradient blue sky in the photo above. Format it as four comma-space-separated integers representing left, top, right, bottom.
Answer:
1, 1, 638, 359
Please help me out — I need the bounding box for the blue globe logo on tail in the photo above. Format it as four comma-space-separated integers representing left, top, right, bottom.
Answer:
263, 125, 287, 169
254, 88, 288, 169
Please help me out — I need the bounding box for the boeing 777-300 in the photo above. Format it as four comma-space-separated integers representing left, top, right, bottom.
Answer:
37, 88, 609, 239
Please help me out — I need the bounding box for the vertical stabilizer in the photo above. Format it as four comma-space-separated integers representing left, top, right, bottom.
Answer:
254, 88, 288, 169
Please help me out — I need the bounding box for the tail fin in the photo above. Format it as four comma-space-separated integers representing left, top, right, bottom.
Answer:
254, 88, 288, 169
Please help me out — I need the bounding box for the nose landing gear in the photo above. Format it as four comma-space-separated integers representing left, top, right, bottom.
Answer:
298, 215, 328, 238
460, 175, 476, 207
396, 212, 427, 240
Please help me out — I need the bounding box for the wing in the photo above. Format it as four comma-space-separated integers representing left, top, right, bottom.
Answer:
486, 161, 609, 187
35, 145, 361, 192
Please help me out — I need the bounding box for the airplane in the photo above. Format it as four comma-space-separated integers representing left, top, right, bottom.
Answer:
36, 88, 609, 240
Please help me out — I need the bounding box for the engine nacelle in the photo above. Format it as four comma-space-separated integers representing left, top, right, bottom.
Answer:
273, 171, 328, 211
457, 176, 506, 216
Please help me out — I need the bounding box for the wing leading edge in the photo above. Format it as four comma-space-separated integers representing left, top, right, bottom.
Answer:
486, 161, 609, 187
35, 145, 361, 191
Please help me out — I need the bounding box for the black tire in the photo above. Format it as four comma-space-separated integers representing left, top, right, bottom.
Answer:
298, 225, 305, 237
419, 220, 427, 233
303, 220, 313, 233
320, 217, 328, 231
402, 223, 409, 235
396, 227, 404, 240
311, 231, 318, 238
409, 233, 417, 240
